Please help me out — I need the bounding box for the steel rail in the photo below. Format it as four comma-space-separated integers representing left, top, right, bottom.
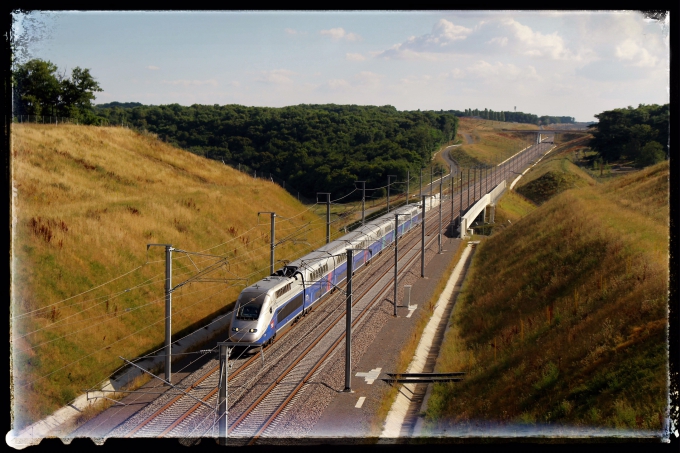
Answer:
121, 144, 540, 438
246, 208, 450, 443
152, 205, 445, 438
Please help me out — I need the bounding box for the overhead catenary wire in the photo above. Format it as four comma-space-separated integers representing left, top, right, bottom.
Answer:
329, 187, 358, 203
85, 183, 444, 428
14, 281, 229, 354
11, 251, 241, 340
17, 172, 439, 401
11, 264, 148, 320
18, 284, 234, 391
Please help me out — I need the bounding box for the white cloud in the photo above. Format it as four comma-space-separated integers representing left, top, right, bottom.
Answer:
488, 36, 508, 47
431, 19, 473, 43
146, 65, 160, 70
161, 79, 217, 87
255, 69, 297, 84
378, 17, 589, 62
496, 18, 581, 61
615, 39, 658, 67
320, 27, 361, 41
377, 19, 472, 58
346, 53, 366, 61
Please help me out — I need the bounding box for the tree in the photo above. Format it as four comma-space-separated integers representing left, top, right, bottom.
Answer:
590, 104, 669, 163
13, 59, 103, 121
635, 141, 665, 168
13, 59, 61, 116
60, 66, 102, 118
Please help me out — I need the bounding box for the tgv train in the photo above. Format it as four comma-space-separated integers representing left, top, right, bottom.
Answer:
229, 194, 442, 346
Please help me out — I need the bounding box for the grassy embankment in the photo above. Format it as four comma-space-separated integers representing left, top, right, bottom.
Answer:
425, 160, 668, 430
512, 136, 595, 205
11, 124, 330, 428
450, 117, 539, 168
483, 135, 594, 237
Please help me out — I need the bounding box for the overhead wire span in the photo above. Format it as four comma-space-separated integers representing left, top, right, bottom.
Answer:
329, 187, 358, 203
197, 224, 261, 254
274, 202, 320, 223
14, 281, 228, 354
18, 284, 233, 392
88, 308, 234, 394
13, 250, 241, 334
12, 264, 148, 320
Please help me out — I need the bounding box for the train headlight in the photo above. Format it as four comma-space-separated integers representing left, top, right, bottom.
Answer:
249, 328, 257, 333
232, 327, 239, 332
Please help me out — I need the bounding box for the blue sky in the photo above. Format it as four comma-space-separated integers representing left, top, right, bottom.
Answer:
12, 10, 669, 122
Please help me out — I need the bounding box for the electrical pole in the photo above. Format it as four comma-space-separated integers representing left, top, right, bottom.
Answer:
344, 249, 354, 393
420, 167, 423, 199
356, 181, 366, 226
318, 193, 331, 244
450, 165, 454, 236
475, 167, 478, 202
467, 168, 470, 209
406, 170, 410, 206
460, 172, 463, 220
258, 212, 276, 275
438, 170, 443, 253
387, 175, 396, 214
394, 214, 408, 317
164, 245, 172, 384
218, 343, 228, 445
421, 195, 426, 278
146, 243, 174, 384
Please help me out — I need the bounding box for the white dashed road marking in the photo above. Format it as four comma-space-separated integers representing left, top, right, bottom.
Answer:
355, 367, 382, 385
355, 397, 366, 408
406, 305, 418, 318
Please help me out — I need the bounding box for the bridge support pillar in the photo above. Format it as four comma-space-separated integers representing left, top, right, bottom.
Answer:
488, 204, 495, 224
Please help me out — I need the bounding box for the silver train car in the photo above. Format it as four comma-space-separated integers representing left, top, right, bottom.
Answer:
229, 193, 441, 346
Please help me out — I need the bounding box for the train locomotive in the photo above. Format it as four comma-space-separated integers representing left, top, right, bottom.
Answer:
229, 193, 441, 346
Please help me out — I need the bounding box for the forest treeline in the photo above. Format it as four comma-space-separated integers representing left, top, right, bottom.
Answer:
588, 103, 669, 167
94, 103, 458, 198
443, 108, 574, 125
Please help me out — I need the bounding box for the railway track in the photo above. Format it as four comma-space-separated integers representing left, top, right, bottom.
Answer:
103, 142, 551, 442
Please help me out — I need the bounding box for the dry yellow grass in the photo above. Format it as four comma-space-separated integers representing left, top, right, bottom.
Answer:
11, 124, 329, 428
453, 117, 538, 166
426, 161, 669, 430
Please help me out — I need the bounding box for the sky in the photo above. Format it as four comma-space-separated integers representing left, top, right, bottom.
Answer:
11, 10, 670, 122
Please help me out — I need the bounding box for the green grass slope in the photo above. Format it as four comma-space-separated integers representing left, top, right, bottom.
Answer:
426, 161, 668, 430
11, 124, 327, 427
514, 137, 596, 205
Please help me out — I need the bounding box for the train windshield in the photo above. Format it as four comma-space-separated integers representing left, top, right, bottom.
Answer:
235, 292, 267, 320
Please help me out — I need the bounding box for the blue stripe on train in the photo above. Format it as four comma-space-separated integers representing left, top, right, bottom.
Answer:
266, 214, 424, 343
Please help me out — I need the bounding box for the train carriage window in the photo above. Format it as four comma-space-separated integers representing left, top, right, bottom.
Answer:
310, 263, 330, 282
275, 283, 292, 299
